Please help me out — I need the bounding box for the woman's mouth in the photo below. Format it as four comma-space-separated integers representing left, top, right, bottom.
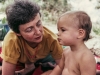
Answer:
35, 36, 41, 40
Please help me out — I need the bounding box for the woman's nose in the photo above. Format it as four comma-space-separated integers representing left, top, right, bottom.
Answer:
34, 27, 40, 35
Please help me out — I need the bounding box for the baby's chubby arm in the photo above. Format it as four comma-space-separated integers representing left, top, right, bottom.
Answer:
41, 48, 69, 75
41, 56, 64, 75
49, 52, 65, 75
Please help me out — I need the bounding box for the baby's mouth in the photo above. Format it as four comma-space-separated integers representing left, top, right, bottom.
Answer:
57, 38, 61, 42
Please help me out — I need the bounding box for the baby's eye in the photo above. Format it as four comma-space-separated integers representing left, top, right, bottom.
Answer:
61, 29, 65, 32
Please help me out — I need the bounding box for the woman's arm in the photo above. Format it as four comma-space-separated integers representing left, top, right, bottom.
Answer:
21, 63, 35, 75
15, 63, 35, 75
2, 60, 16, 75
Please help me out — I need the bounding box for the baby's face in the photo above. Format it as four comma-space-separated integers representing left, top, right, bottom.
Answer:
57, 15, 80, 46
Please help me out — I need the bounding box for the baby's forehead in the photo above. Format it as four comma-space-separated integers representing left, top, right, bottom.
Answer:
60, 12, 76, 19
58, 13, 79, 27
59, 13, 78, 23
59, 11, 88, 21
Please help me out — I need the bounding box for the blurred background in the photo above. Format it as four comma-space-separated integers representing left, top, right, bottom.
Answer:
0, 0, 100, 35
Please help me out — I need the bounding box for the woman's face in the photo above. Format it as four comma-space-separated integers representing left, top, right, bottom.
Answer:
17, 13, 43, 44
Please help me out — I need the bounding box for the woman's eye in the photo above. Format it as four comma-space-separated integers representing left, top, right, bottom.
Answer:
37, 22, 42, 26
26, 28, 32, 32
37, 23, 41, 26
37, 20, 42, 27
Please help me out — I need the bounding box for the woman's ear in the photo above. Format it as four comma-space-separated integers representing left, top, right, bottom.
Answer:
15, 33, 21, 36
77, 29, 85, 39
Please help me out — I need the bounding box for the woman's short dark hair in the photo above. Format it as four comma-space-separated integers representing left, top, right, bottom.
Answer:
6, 0, 40, 33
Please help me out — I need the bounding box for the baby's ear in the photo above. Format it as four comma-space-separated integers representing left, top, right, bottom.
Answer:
77, 29, 85, 39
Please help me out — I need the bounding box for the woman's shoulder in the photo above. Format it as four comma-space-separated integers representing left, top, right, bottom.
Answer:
4, 30, 17, 40
3, 30, 22, 46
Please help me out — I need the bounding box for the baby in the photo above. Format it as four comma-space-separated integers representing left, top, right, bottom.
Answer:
42, 11, 96, 75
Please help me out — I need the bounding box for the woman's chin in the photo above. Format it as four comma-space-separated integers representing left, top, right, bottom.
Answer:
35, 39, 42, 43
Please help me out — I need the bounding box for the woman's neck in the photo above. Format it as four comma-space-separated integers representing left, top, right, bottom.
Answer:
26, 41, 39, 48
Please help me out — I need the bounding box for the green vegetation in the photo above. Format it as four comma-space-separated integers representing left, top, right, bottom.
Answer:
95, 0, 100, 9
1, 17, 7, 24
0, 0, 70, 24
0, 0, 14, 12
39, 0, 71, 24
93, 26, 100, 35
0, 0, 5, 3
